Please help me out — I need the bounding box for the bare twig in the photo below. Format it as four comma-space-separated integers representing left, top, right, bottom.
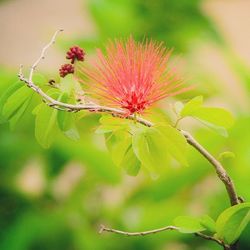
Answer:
99, 224, 178, 236
181, 130, 239, 206
28, 29, 63, 82
100, 225, 229, 249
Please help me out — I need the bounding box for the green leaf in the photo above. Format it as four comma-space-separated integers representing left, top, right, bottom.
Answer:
34, 103, 59, 148
174, 101, 184, 115
180, 96, 234, 132
0, 81, 22, 123
180, 96, 203, 117
156, 125, 188, 166
132, 127, 167, 178
191, 107, 234, 129
198, 119, 229, 137
63, 127, 80, 141
219, 151, 235, 160
200, 215, 216, 233
33, 73, 48, 86
58, 111, 80, 141
56, 93, 80, 141
9, 95, 33, 130
97, 115, 131, 135
120, 145, 141, 176
95, 125, 120, 134
33, 89, 61, 148
132, 128, 159, 178
2, 86, 32, 120
216, 202, 250, 244
100, 115, 130, 127
59, 74, 83, 96
105, 130, 132, 166
132, 125, 188, 177
174, 216, 206, 233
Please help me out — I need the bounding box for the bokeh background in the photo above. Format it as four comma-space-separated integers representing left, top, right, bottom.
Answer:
0, 0, 250, 249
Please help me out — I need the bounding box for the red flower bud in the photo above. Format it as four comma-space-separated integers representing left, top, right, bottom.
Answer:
59, 64, 74, 78
66, 46, 85, 64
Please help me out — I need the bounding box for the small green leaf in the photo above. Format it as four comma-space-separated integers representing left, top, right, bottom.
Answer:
120, 145, 141, 176
216, 202, 250, 244
180, 96, 234, 132
198, 119, 229, 137
181, 96, 203, 117
56, 92, 80, 141
34, 103, 59, 148
105, 130, 131, 166
132, 127, 162, 178
9, 95, 33, 130
174, 101, 184, 115
0, 81, 22, 123
100, 115, 129, 126
200, 215, 216, 233
219, 151, 235, 160
191, 107, 234, 129
174, 216, 206, 233
156, 125, 188, 166
95, 125, 120, 134
59, 74, 76, 94
33, 89, 61, 148
132, 125, 188, 177
64, 127, 80, 141
33, 73, 48, 86
2, 85, 32, 121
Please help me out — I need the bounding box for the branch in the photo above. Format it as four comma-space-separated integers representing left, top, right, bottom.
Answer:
99, 224, 178, 236
28, 29, 64, 82
195, 232, 230, 249
18, 30, 239, 208
100, 225, 229, 249
181, 130, 239, 206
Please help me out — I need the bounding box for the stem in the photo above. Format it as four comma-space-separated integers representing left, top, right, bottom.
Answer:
100, 225, 229, 249
99, 224, 178, 236
181, 130, 239, 206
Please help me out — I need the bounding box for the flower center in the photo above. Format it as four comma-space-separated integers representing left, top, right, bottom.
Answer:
120, 91, 148, 114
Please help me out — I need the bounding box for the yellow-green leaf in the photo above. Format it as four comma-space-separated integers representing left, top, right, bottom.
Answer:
181, 96, 203, 117
174, 216, 206, 233
216, 202, 250, 244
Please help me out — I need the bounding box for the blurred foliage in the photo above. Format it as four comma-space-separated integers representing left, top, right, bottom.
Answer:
0, 0, 250, 249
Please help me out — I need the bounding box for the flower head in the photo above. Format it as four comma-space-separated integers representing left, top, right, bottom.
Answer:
66, 46, 85, 64
59, 63, 74, 78
80, 37, 190, 115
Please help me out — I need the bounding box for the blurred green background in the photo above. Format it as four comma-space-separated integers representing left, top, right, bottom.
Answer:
0, 0, 250, 249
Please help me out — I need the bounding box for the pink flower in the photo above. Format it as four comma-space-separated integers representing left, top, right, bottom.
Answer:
80, 37, 190, 115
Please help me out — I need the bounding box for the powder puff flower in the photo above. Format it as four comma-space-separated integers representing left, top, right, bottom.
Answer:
79, 37, 190, 115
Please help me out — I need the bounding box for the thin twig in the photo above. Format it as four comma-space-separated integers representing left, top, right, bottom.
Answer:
100, 225, 229, 249
28, 29, 63, 82
181, 130, 239, 206
195, 232, 230, 249
99, 224, 178, 236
